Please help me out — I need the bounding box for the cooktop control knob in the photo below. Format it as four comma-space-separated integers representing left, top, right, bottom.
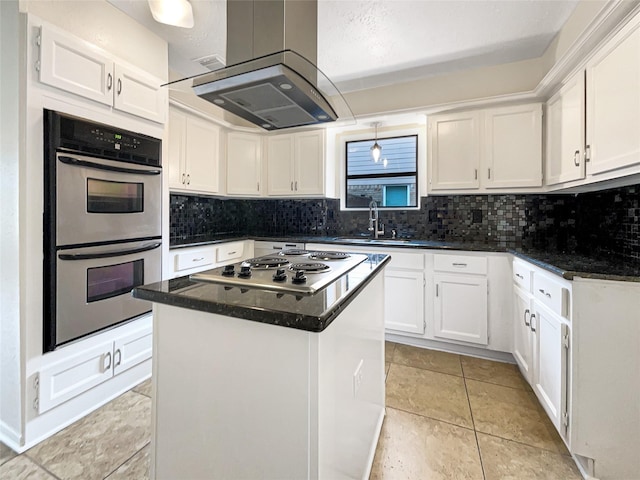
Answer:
222, 265, 235, 277
272, 268, 287, 282
238, 265, 252, 278
292, 270, 307, 284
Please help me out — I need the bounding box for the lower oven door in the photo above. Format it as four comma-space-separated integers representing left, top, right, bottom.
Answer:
51, 239, 162, 349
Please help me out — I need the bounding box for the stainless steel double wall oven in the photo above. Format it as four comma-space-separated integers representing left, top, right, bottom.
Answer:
43, 110, 162, 352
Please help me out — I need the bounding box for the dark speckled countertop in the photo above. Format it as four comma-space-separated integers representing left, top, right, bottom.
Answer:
133, 253, 391, 332
171, 235, 640, 282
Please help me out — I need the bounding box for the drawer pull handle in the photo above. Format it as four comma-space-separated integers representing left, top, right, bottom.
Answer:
452, 263, 467, 267
228, 251, 237, 255
530, 314, 536, 332
103, 351, 112, 372
515, 273, 524, 279
524, 309, 530, 326
192, 257, 205, 262
538, 288, 552, 298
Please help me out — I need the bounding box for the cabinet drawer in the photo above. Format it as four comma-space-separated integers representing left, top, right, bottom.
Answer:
216, 242, 245, 263
434, 254, 487, 275
174, 248, 216, 272
384, 250, 425, 270
533, 273, 569, 318
513, 260, 533, 291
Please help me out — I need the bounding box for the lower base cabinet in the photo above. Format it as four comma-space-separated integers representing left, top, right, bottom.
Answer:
384, 268, 425, 334
512, 286, 534, 384
433, 273, 488, 345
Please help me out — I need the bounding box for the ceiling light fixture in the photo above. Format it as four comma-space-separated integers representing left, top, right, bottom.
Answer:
371, 122, 382, 163
148, 0, 194, 28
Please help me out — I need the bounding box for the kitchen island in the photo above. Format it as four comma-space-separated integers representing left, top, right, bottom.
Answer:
133, 252, 390, 480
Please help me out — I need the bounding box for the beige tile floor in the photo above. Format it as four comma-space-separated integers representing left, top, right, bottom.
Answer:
0, 343, 582, 479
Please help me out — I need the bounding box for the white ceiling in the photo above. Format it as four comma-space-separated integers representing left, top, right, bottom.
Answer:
107, 0, 579, 93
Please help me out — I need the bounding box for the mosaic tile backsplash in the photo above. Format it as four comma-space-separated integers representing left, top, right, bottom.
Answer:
170, 184, 639, 261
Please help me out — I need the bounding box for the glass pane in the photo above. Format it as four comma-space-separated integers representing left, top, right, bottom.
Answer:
384, 185, 409, 207
87, 259, 144, 303
346, 176, 417, 208
87, 178, 143, 213
346, 135, 417, 176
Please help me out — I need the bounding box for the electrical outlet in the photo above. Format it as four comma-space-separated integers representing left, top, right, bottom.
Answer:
353, 359, 364, 397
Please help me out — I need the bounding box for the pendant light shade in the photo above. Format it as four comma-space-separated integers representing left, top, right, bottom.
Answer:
371, 122, 382, 162
148, 0, 194, 28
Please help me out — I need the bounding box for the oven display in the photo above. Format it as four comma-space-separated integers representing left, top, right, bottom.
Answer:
87, 259, 144, 303
87, 178, 143, 214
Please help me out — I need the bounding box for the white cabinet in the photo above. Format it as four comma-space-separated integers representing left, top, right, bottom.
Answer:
385, 269, 425, 335
168, 108, 220, 194
483, 104, 543, 188
428, 111, 481, 190
38, 317, 152, 413
432, 253, 488, 345
227, 132, 262, 196
39, 24, 166, 123
169, 241, 254, 279
513, 286, 534, 384
586, 14, 640, 175
266, 130, 325, 196
545, 72, 586, 185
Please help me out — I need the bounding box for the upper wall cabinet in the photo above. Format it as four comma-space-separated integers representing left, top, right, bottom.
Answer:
266, 130, 325, 196
168, 108, 220, 194
428, 103, 542, 193
227, 132, 262, 196
585, 14, 640, 176
38, 25, 167, 123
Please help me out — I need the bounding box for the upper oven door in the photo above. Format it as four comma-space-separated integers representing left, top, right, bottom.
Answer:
56, 153, 162, 246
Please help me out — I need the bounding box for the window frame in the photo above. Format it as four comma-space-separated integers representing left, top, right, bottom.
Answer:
343, 131, 420, 210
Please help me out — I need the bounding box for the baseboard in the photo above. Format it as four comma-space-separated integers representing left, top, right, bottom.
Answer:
0, 419, 23, 453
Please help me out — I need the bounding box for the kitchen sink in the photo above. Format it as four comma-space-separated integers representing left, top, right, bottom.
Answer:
333, 237, 412, 245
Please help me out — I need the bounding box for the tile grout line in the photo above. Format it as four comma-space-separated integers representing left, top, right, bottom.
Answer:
102, 440, 151, 480
385, 405, 477, 433
462, 364, 487, 480
23, 452, 64, 480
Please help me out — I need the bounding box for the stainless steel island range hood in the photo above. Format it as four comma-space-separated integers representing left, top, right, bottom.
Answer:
171, 0, 352, 130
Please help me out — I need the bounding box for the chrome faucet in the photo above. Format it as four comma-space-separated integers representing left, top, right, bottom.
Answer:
368, 200, 385, 239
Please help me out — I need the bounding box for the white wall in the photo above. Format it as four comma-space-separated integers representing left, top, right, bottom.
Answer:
0, 0, 24, 446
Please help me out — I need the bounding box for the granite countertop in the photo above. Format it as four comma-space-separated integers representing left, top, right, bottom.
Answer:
133, 253, 391, 332
170, 235, 640, 282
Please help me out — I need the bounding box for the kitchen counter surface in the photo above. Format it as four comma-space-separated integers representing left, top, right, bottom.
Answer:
134, 253, 390, 332
170, 235, 640, 282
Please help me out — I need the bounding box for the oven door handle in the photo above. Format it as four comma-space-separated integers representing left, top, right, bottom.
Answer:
58, 156, 162, 176
58, 242, 162, 261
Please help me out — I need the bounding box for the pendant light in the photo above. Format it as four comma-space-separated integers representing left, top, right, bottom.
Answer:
148, 0, 194, 28
371, 122, 382, 163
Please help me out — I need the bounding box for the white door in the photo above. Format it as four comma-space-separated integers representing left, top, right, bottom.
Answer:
185, 116, 219, 194
513, 287, 534, 384
294, 131, 325, 195
113, 64, 166, 123
483, 104, 543, 188
433, 273, 488, 345
384, 269, 425, 334
113, 323, 153, 376
167, 109, 187, 190
586, 17, 640, 175
546, 73, 586, 185
39, 25, 114, 106
532, 303, 568, 432
267, 135, 294, 195
227, 133, 262, 195
429, 112, 481, 190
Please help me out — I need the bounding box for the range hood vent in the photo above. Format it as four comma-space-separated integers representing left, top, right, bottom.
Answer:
166, 0, 353, 130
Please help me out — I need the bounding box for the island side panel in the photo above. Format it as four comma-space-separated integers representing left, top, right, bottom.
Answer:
318, 273, 386, 479
151, 304, 313, 480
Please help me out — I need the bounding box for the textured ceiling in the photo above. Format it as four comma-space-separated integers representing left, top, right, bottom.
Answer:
107, 0, 579, 92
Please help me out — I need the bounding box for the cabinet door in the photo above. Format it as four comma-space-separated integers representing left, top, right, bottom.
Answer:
546, 74, 586, 185
38, 340, 114, 413
513, 287, 534, 384
429, 111, 481, 190
484, 104, 542, 188
586, 17, 640, 175
294, 131, 325, 195
433, 273, 488, 345
227, 133, 262, 195
185, 116, 220, 193
267, 135, 294, 195
167, 109, 187, 190
113, 64, 166, 123
39, 25, 114, 106
532, 304, 569, 433
113, 324, 153, 376
384, 269, 425, 334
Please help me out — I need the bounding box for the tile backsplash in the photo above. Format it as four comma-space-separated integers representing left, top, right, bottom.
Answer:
170, 184, 639, 261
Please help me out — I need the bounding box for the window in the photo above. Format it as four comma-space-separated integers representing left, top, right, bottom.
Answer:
345, 135, 418, 208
